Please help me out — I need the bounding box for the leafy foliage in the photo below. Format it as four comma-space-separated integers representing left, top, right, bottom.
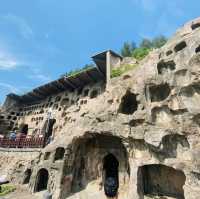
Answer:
121, 35, 167, 61
112, 35, 167, 78
111, 64, 137, 78
61, 63, 95, 78
0, 184, 16, 196
121, 42, 136, 57
132, 48, 151, 60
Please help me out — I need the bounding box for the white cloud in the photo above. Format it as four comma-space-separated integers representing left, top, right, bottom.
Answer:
0, 82, 20, 93
0, 14, 34, 70
1, 14, 33, 39
0, 47, 51, 81
0, 50, 19, 70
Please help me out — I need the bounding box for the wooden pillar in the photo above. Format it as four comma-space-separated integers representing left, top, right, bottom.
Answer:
106, 51, 111, 85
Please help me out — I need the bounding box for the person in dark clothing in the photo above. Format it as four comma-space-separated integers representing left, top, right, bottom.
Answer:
104, 176, 118, 198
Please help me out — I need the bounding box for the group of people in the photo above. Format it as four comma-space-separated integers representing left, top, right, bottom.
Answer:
9, 130, 26, 141
0, 124, 54, 148
8, 130, 54, 145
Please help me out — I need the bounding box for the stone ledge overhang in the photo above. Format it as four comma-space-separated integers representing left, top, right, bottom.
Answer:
18, 67, 105, 104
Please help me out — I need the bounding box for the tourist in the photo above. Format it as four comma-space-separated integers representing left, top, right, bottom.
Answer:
9, 130, 16, 140
0, 134, 4, 139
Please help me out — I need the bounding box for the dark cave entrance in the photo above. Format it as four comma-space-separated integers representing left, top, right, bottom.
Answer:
103, 154, 119, 197
104, 154, 119, 180
138, 164, 186, 199
119, 90, 138, 115
69, 134, 130, 197
54, 147, 65, 161
23, 169, 32, 184
46, 119, 56, 138
35, 168, 49, 192
19, 124, 29, 135
42, 118, 56, 144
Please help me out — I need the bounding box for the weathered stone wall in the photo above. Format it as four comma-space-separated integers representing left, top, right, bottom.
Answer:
16, 81, 105, 137
0, 81, 105, 137
28, 149, 65, 198
110, 55, 121, 68
0, 148, 40, 184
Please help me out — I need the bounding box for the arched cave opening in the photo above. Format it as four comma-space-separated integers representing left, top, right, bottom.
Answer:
66, 133, 129, 198
103, 154, 119, 197
174, 41, 187, 53
138, 164, 186, 199
166, 50, 173, 56
90, 89, 99, 99
23, 169, 32, 184
35, 168, 49, 192
119, 90, 138, 114
19, 124, 29, 135
54, 147, 65, 161
157, 60, 176, 75
195, 45, 200, 53
191, 22, 200, 30
44, 152, 51, 160
147, 83, 171, 102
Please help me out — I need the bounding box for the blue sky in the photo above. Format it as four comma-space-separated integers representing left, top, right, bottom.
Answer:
0, 0, 199, 104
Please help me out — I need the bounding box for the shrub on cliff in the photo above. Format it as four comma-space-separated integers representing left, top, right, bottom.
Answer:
132, 48, 151, 60
121, 35, 167, 60
121, 42, 136, 57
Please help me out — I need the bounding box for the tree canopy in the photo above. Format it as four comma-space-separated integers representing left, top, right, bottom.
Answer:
121, 42, 136, 57
120, 35, 167, 60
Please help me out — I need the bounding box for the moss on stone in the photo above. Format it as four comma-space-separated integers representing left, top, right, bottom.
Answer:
111, 64, 137, 78
0, 184, 16, 196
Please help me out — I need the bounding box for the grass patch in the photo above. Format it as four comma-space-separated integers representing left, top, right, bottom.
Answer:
67, 66, 94, 78
111, 64, 137, 78
0, 184, 16, 196
60, 64, 95, 78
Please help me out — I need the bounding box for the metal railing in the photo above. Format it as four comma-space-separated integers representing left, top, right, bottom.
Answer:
0, 137, 45, 148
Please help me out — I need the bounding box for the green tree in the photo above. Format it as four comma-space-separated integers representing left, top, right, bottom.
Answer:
152, 35, 167, 48
139, 38, 153, 49
121, 41, 136, 57
132, 48, 151, 60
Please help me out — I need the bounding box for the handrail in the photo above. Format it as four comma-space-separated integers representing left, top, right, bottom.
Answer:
0, 137, 45, 148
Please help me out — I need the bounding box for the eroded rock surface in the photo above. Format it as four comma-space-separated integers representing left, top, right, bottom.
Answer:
1, 17, 200, 199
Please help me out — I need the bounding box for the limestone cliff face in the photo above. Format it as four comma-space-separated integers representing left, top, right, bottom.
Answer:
1, 17, 200, 199
49, 17, 200, 199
